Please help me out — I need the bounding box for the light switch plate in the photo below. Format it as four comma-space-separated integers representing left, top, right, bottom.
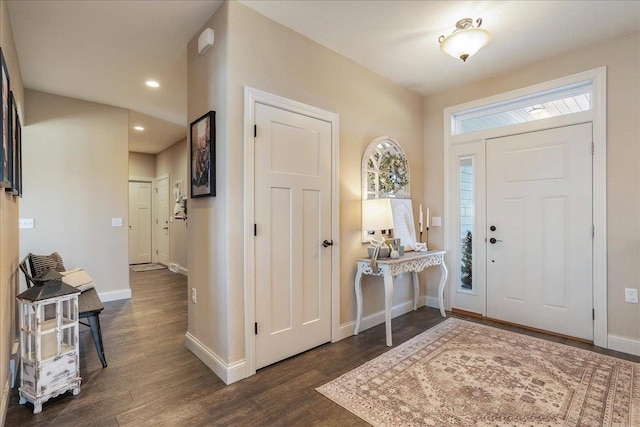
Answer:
432, 216, 442, 227
19, 218, 34, 229
111, 217, 123, 227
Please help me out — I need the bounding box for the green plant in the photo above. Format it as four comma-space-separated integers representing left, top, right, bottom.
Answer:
461, 230, 472, 289
378, 152, 409, 195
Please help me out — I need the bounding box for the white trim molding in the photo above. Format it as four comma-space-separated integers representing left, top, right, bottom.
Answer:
607, 334, 640, 357
243, 87, 340, 377
339, 300, 417, 340
98, 289, 132, 302
185, 332, 247, 385
443, 67, 607, 348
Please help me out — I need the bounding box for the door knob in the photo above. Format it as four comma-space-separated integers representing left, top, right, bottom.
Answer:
489, 237, 502, 244
322, 240, 333, 248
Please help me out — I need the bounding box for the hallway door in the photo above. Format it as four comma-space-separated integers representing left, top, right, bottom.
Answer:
129, 181, 152, 264
254, 102, 333, 369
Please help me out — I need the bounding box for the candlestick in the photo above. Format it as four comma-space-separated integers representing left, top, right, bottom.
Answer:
426, 208, 430, 228
419, 204, 423, 232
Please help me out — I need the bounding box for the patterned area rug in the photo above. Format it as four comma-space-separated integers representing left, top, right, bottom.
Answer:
130, 263, 167, 272
317, 318, 639, 426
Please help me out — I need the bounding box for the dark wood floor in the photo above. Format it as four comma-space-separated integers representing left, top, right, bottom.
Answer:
6, 269, 639, 426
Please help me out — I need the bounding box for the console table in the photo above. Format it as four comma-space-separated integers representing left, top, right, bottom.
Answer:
354, 250, 448, 346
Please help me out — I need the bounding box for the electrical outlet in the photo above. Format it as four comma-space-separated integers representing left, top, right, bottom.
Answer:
191, 288, 197, 304
624, 288, 638, 304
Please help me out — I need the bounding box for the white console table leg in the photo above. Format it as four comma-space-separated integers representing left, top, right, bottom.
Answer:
438, 262, 449, 318
412, 271, 419, 311
383, 268, 394, 346
354, 268, 363, 335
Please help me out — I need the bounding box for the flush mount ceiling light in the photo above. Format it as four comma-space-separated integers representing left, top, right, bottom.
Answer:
133, 125, 144, 131
438, 18, 491, 62
145, 80, 160, 88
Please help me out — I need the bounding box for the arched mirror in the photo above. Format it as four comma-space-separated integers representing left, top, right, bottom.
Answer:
361, 136, 410, 242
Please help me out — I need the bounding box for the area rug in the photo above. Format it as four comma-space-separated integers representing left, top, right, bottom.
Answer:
317, 318, 639, 426
130, 263, 167, 272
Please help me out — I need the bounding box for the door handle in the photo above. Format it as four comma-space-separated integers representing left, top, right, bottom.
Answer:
163, 227, 169, 230
489, 237, 502, 244
322, 240, 333, 248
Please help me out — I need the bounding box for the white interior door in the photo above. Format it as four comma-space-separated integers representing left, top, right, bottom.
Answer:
254, 102, 332, 369
486, 123, 593, 340
128, 181, 152, 264
156, 175, 170, 266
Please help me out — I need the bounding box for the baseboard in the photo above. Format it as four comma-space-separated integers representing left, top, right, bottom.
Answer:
424, 296, 441, 310
98, 288, 132, 302
339, 299, 416, 340
185, 332, 246, 385
608, 334, 640, 356
1, 373, 9, 427
169, 263, 188, 276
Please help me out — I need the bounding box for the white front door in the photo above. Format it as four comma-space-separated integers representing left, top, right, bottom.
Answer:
486, 123, 593, 340
128, 181, 152, 264
254, 102, 332, 369
156, 175, 170, 266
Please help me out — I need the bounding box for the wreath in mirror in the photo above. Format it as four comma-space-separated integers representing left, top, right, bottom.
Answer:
362, 136, 410, 199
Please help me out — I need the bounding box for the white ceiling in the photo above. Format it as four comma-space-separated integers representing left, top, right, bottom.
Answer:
8, 0, 223, 154
7, 1, 640, 154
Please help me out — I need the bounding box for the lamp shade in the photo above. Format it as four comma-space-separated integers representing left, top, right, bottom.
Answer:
362, 198, 394, 232
439, 18, 491, 62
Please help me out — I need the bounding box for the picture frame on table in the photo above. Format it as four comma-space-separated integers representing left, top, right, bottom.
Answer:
190, 111, 215, 198
390, 198, 418, 252
0, 49, 10, 188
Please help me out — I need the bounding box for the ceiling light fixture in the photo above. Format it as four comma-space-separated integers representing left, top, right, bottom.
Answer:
438, 18, 491, 62
134, 126, 144, 131
527, 105, 552, 120
145, 80, 160, 88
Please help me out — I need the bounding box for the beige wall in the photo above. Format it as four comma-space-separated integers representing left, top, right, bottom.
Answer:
188, 1, 423, 368
187, 1, 229, 362
424, 32, 640, 341
129, 152, 156, 178
157, 138, 188, 270
20, 90, 130, 301
0, 0, 23, 421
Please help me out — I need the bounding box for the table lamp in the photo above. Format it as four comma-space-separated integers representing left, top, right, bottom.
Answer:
362, 198, 394, 241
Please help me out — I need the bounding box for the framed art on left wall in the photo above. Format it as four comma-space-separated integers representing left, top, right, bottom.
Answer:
0, 48, 10, 188
190, 111, 216, 198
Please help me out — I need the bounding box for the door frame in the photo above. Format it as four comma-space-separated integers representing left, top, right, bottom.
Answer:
156, 173, 170, 266
243, 87, 340, 376
129, 176, 156, 264
443, 67, 607, 348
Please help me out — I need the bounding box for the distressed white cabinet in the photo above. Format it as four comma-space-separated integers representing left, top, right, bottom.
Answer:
17, 280, 82, 414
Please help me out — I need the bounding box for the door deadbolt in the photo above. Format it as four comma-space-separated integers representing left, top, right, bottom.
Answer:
490, 225, 497, 231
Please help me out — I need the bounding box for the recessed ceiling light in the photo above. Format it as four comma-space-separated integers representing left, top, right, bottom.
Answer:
134, 126, 144, 131
145, 80, 160, 88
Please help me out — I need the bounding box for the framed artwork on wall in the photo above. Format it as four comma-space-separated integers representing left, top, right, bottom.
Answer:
11, 91, 21, 196
0, 49, 10, 188
190, 111, 216, 198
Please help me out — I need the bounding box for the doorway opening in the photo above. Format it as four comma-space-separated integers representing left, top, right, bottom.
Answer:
443, 67, 607, 347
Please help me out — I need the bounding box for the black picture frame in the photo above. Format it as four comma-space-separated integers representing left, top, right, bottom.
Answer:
0, 49, 10, 188
190, 111, 215, 198
11, 91, 21, 196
